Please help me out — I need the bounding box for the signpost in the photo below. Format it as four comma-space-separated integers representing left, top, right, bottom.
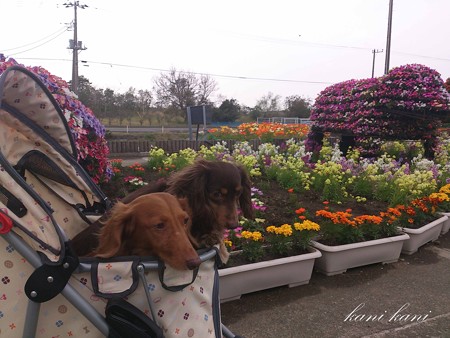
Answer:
186, 105, 212, 141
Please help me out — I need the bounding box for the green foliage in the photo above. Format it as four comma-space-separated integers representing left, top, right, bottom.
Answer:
322, 177, 346, 203
266, 233, 293, 257
213, 99, 241, 122
275, 168, 303, 191
380, 141, 424, 160
310, 161, 349, 203
318, 219, 362, 245
349, 174, 374, 198
264, 165, 279, 181
372, 178, 394, 203
284, 95, 312, 118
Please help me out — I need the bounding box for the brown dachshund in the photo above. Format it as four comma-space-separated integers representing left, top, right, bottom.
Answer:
91, 192, 201, 271
122, 159, 255, 262
72, 159, 254, 263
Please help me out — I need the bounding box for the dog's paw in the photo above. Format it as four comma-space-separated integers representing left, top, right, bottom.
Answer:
218, 241, 230, 264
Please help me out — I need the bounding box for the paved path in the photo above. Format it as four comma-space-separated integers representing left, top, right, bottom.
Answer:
220, 234, 450, 338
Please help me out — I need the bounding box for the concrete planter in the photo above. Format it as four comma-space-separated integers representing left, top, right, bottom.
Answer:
218, 247, 321, 303
399, 215, 448, 255
437, 212, 450, 235
311, 233, 410, 276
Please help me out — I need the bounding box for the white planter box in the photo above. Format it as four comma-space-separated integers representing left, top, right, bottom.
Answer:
218, 247, 321, 303
437, 212, 450, 235
311, 233, 410, 276
399, 215, 448, 255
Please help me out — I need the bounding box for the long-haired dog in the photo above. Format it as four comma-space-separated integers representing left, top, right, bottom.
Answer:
72, 159, 254, 263
122, 159, 254, 262
91, 192, 201, 271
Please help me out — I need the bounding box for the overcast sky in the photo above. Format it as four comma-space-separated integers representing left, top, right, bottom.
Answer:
2, 0, 450, 107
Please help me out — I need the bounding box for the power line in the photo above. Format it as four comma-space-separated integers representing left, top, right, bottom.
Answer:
218, 30, 450, 61
89, 60, 334, 84
6, 28, 69, 56
15, 57, 334, 85
393, 51, 450, 62
219, 30, 371, 51
2, 26, 69, 52
14, 52, 450, 90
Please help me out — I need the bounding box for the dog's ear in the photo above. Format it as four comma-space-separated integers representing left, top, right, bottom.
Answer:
177, 197, 199, 248
238, 165, 254, 220
94, 202, 134, 257
167, 160, 208, 204
167, 160, 214, 238
187, 163, 210, 225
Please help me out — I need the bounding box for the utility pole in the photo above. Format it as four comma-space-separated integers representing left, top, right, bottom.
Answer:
64, 1, 88, 95
384, 0, 393, 74
372, 49, 383, 78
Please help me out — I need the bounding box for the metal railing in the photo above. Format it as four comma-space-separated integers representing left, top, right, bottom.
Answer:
256, 117, 311, 124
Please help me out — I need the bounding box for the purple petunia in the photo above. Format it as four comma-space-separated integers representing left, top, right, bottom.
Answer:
306, 64, 450, 156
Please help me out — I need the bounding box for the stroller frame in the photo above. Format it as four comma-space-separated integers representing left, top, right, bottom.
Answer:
3, 230, 234, 338
0, 65, 240, 338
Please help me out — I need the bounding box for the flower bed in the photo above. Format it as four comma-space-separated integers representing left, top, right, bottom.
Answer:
100, 139, 450, 267
207, 122, 310, 142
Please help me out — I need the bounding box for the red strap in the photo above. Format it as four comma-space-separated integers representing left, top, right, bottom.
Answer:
0, 213, 13, 234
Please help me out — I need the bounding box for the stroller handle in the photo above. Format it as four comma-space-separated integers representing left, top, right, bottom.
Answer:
76, 247, 218, 273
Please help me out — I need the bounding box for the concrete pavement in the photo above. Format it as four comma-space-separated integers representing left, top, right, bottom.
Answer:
220, 233, 450, 338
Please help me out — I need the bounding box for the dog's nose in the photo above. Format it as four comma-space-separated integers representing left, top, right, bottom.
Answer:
186, 257, 202, 270
226, 211, 240, 229
227, 220, 240, 229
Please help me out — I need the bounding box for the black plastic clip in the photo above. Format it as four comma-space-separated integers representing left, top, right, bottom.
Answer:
24, 243, 79, 303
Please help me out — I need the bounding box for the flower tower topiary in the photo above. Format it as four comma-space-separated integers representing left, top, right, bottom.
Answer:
306, 64, 450, 158
0, 56, 113, 183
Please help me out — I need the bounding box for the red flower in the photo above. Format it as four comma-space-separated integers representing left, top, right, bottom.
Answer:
295, 208, 306, 214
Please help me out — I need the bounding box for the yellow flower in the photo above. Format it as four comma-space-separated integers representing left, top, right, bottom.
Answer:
266, 224, 292, 236
294, 220, 320, 231
241, 230, 263, 242
266, 225, 276, 233
429, 192, 450, 202
224, 239, 233, 248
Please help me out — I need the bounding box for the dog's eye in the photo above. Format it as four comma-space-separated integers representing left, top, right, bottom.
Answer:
212, 191, 222, 199
154, 222, 165, 230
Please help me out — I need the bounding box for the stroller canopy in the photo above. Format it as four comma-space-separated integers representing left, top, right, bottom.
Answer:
0, 66, 108, 261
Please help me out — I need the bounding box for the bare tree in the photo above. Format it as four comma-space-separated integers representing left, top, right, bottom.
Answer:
197, 74, 218, 104
121, 87, 138, 125
255, 92, 282, 115
137, 89, 153, 126
154, 69, 195, 110
153, 68, 217, 120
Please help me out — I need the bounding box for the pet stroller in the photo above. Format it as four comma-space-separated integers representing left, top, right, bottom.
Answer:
0, 66, 240, 338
